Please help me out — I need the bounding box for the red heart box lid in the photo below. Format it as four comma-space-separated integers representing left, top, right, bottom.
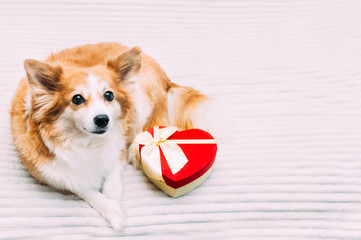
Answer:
139, 127, 217, 189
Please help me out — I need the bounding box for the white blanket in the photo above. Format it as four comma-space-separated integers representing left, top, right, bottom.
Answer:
1, 1, 361, 239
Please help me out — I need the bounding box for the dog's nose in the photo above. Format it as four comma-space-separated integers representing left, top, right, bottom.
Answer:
94, 115, 109, 128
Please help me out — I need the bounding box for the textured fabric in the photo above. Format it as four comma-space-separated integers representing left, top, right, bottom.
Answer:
1, 0, 361, 239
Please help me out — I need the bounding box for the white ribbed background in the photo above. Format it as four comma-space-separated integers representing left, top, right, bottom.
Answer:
1, 0, 361, 239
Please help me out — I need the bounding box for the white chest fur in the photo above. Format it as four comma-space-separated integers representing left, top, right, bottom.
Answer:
39, 132, 125, 193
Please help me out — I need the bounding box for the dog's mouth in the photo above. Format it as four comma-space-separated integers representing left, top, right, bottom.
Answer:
81, 123, 111, 135
82, 127, 108, 135
90, 129, 107, 135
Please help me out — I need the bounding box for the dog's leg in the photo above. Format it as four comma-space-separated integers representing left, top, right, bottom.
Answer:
102, 160, 125, 201
77, 189, 125, 231
127, 142, 141, 169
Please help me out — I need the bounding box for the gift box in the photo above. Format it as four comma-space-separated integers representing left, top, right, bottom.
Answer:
134, 126, 217, 197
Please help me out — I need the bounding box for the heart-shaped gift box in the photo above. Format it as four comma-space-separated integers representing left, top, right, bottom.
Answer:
134, 126, 217, 197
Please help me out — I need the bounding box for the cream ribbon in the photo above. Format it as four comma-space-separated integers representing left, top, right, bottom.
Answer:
133, 126, 216, 181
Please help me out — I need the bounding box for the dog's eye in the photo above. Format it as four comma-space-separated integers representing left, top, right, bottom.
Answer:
104, 91, 114, 102
72, 94, 85, 105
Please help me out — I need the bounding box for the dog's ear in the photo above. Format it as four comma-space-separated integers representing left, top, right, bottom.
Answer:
107, 47, 142, 83
24, 59, 63, 94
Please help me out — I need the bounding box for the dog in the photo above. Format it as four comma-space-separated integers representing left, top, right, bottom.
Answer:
10, 42, 222, 231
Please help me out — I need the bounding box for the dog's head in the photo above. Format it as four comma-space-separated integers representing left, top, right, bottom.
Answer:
24, 47, 141, 142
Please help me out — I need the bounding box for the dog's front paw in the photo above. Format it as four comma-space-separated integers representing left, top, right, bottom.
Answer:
100, 198, 126, 231
81, 191, 126, 232
128, 142, 141, 169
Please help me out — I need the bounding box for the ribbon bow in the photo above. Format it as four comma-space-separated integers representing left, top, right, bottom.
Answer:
134, 126, 187, 181
134, 126, 216, 181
